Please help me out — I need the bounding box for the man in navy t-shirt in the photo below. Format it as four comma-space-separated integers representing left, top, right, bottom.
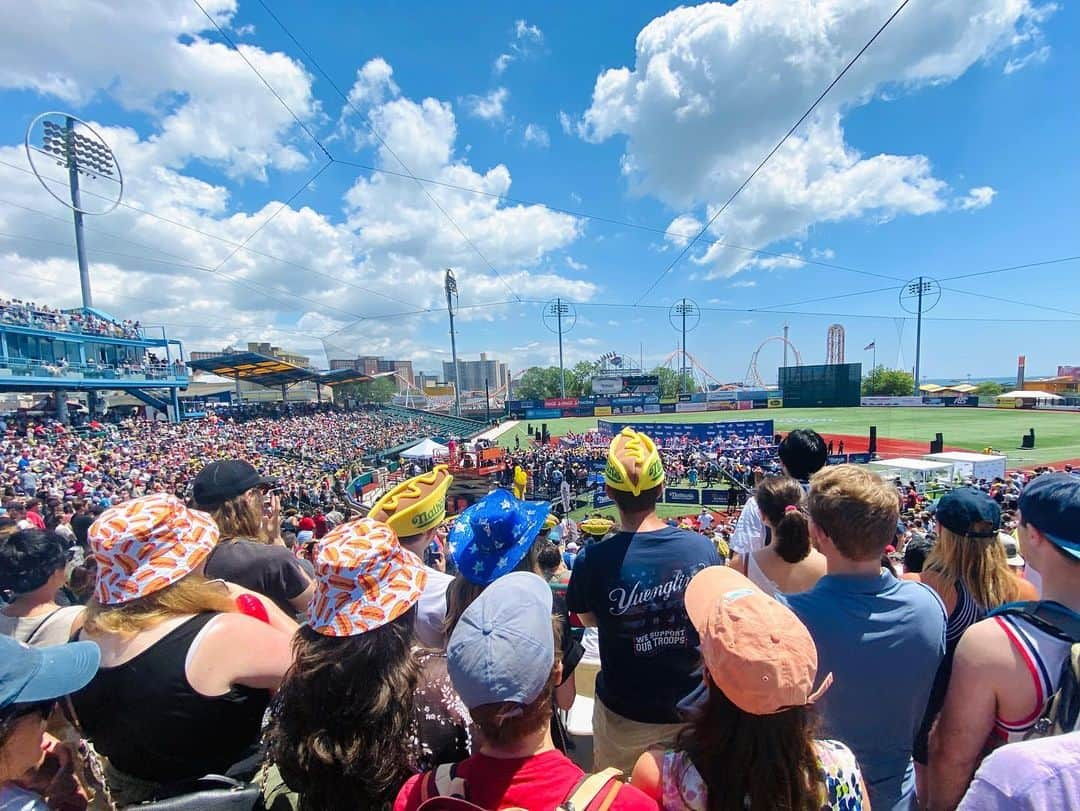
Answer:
782, 465, 945, 811
567, 427, 720, 774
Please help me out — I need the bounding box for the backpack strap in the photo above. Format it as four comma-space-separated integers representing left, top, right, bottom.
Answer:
990, 601, 1080, 642
558, 767, 623, 811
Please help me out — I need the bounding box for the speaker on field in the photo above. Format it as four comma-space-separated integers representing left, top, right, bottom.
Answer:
930, 433, 944, 454
541, 423, 549, 444
868, 426, 877, 457
1021, 429, 1035, 449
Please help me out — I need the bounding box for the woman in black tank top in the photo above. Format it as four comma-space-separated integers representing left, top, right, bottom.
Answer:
70, 494, 295, 806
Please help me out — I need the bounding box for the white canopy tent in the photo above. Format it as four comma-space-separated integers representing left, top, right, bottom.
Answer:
924, 451, 1007, 481
400, 437, 449, 459
868, 457, 955, 484
997, 390, 1063, 403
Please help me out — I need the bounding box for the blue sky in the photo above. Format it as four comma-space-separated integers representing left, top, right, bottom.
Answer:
0, 0, 1076, 388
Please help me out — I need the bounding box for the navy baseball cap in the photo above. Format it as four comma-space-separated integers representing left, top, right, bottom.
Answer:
1019, 473, 1080, 561
192, 460, 276, 508
447, 572, 554, 710
0, 636, 100, 710
935, 488, 1001, 538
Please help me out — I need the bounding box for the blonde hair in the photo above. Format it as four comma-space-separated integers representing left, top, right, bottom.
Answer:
210, 491, 272, 544
808, 465, 899, 562
924, 526, 1021, 608
83, 573, 236, 635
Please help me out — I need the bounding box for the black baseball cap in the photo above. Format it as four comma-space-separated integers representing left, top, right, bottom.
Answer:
1019, 473, 1080, 561
192, 460, 276, 508
935, 487, 1001, 538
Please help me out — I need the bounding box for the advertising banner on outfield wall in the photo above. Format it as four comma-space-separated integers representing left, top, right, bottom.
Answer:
643, 404, 661, 414
860, 396, 925, 407
524, 408, 563, 420
707, 401, 739, 411
922, 396, 979, 407
594, 406, 612, 416
664, 487, 700, 505
544, 398, 579, 409
768, 398, 784, 408
676, 402, 708, 413
660, 403, 676, 413
706, 390, 737, 401
598, 419, 775, 443
701, 489, 731, 506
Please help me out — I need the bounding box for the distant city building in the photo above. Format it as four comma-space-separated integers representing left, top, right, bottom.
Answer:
247, 342, 311, 369
329, 355, 414, 389
414, 371, 441, 390
443, 353, 508, 394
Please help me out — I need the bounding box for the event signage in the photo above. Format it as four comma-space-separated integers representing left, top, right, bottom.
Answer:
664, 487, 700, 505
598, 419, 775, 443
676, 402, 707, 413
593, 491, 614, 508
767, 398, 784, 408
701, 489, 732, 506
922, 396, 979, 408
591, 377, 623, 395
706, 390, 737, 401
860, 396, 925, 407
544, 397, 579, 409
828, 452, 874, 465
524, 408, 563, 419
594, 406, 613, 416
706, 401, 739, 411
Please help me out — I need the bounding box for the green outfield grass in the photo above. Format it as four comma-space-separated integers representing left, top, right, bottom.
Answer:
497, 407, 1080, 468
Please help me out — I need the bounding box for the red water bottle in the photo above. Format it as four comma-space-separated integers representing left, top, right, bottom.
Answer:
236, 594, 270, 624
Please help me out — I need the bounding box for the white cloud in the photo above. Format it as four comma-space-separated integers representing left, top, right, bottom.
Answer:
730, 280, 757, 288
0, 0, 319, 182
462, 87, 509, 122
0, 9, 592, 359
234, 23, 255, 37
578, 0, 1053, 279
1004, 44, 1051, 74
565, 256, 588, 271
558, 111, 574, 136
664, 214, 704, 247
523, 123, 550, 148
493, 18, 544, 74
959, 186, 997, 210
346, 57, 400, 108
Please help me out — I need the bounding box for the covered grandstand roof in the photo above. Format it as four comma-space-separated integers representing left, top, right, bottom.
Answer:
187, 351, 395, 389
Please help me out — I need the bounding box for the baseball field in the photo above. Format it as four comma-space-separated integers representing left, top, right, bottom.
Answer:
495, 407, 1080, 469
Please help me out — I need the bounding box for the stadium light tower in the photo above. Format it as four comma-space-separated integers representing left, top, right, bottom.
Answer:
542, 298, 577, 398
445, 269, 462, 417
25, 113, 124, 309
900, 277, 941, 397
668, 298, 700, 394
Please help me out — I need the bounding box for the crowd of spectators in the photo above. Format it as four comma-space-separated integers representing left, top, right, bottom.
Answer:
2, 418, 1079, 811
0, 298, 141, 340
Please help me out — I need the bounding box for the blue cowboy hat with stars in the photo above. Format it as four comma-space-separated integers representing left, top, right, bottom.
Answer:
448, 490, 551, 585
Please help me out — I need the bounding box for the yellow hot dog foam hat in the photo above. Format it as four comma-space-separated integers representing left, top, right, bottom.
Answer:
369, 465, 454, 538
603, 427, 665, 496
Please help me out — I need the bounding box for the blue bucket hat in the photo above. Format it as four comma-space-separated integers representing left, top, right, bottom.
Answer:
1, 636, 101, 710
1019, 473, 1080, 561
448, 490, 551, 585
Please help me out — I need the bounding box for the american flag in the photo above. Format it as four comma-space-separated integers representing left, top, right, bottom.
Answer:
445, 270, 457, 294
864, 341, 876, 350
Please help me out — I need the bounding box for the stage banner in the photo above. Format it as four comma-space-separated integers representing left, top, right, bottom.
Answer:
664, 487, 700, 505
594, 406, 612, 416
827, 454, 848, 466
847, 453, 872, 464
701, 489, 730, 506
861, 396, 925, 407
524, 408, 563, 419
544, 397, 579, 409
593, 490, 614, 508
597, 419, 775, 443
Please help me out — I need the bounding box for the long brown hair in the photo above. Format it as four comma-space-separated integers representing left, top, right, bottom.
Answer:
924, 525, 1020, 608
443, 538, 545, 637
266, 611, 420, 811
676, 682, 822, 811
210, 490, 272, 543
755, 478, 811, 564
82, 573, 236, 635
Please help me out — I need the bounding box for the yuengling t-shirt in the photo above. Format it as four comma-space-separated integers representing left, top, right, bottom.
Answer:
566, 526, 721, 723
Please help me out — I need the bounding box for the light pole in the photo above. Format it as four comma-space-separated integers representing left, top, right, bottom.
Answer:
25, 112, 123, 309
445, 269, 461, 417
668, 298, 700, 394
543, 298, 577, 398
900, 277, 940, 397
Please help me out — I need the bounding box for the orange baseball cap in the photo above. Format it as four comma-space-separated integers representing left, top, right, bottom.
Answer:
90, 493, 220, 605
685, 566, 831, 716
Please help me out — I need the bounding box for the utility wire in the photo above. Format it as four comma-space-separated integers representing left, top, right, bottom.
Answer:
749, 284, 906, 312
254, 0, 522, 302
191, 0, 332, 161
0, 160, 416, 308
939, 255, 1080, 282
330, 158, 906, 283
633, 0, 913, 303
939, 285, 1080, 318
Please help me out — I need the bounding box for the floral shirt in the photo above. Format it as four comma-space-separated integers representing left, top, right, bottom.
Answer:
409, 649, 473, 772
660, 739, 866, 810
